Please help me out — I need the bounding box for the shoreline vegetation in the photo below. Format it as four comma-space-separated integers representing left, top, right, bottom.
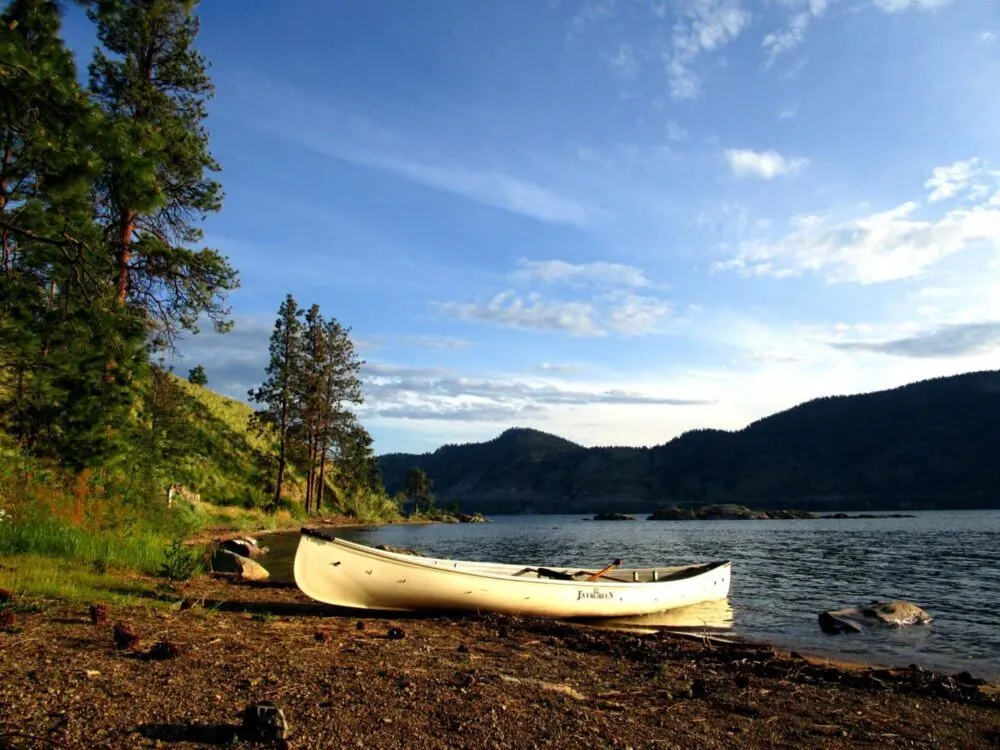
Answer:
1, 575, 998, 748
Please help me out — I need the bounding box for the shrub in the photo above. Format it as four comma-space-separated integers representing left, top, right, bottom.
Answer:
159, 538, 202, 581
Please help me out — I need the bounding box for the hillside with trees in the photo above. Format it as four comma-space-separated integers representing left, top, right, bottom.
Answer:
379, 370, 1000, 514
0, 0, 392, 593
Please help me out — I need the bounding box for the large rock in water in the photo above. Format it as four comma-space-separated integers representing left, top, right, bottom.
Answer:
211, 549, 270, 581
819, 600, 932, 634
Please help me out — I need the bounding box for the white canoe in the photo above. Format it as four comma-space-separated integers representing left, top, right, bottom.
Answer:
293, 531, 732, 618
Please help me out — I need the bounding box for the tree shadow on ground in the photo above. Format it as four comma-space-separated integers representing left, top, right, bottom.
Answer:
137, 723, 241, 745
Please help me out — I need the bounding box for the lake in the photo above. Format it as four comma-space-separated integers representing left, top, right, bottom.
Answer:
262, 509, 1000, 680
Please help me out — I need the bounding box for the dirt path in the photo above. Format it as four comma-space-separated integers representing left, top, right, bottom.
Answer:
1, 578, 998, 749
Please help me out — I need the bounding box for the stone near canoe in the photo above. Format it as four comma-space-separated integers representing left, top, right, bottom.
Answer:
211, 549, 270, 581
220, 538, 269, 559
819, 600, 932, 634
241, 701, 288, 743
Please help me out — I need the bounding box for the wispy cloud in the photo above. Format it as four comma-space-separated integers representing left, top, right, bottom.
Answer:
924, 158, 990, 202
363, 156, 592, 226
667, 0, 752, 99
716, 159, 1000, 283
604, 43, 639, 78
433, 288, 674, 337
724, 148, 809, 178
434, 292, 604, 336
606, 293, 672, 335
537, 362, 585, 373
871, 0, 952, 11
666, 120, 690, 142
777, 104, 799, 120
831, 321, 1000, 358
762, 0, 830, 67
234, 80, 592, 227
981, 31, 996, 45
361, 362, 713, 423
513, 258, 653, 288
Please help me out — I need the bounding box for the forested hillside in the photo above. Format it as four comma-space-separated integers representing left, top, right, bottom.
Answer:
379, 371, 1000, 514
0, 0, 389, 544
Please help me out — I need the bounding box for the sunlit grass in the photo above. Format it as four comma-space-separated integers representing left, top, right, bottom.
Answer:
0, 554, 163, 604
0, 513, 171, 574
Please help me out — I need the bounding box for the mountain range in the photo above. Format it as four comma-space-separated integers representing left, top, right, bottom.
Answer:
378, 370, 1000, 514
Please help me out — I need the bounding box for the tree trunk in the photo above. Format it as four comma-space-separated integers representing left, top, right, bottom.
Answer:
305, 430, 316, 515
317, 440, 329, 513
1, 144, 10, 273
274, 438, 286, 507
72, 468, 91, 525
116, 210, 135, 305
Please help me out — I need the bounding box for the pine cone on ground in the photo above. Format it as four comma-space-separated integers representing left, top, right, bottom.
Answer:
89, 603, 108, 625
112, 621, 140, 650
147, 640, 182, 660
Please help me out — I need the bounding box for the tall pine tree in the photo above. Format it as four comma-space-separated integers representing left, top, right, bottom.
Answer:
86, 0, 237, 343
248, 295, 303, 506
1, 0, 145, 503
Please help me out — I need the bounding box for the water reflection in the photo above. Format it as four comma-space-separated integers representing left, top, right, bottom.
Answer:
581, 599, 734, 634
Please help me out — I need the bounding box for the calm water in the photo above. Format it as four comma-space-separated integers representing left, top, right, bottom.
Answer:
263, 510, 1000, 679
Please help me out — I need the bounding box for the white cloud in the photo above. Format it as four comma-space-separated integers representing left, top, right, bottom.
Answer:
871, 0, 951, 11
606, 293, 672, 335
724, 148, 809, 178
513, 258, 653, 288
434, 292, 604, 336
434, 286, 674, 337
982, 31, 996, 45
763, 12, 812, 65
762, 0, 832, 66
667, 0, 752, 99
924, 158, 988, 202
537, 362, 584, 373
717, 186, 1000, 284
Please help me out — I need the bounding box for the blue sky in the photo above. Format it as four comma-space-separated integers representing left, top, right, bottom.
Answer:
63, 0, 1000, 454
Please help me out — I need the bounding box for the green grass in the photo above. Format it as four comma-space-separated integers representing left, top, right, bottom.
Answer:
0, 554, 162, 604
0, 512, 172, 574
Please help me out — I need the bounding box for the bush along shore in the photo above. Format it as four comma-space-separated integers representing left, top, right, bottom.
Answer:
1, 575, 999, 749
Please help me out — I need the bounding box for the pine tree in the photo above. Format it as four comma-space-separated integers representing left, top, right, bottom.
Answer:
316, 315, 365, 509
248, 295, 303, 506
298, 304, 325, 514
86, 0, 237, 343
187, 363, 207, 386
1, 0, 145, 495
405, 467, 432, 515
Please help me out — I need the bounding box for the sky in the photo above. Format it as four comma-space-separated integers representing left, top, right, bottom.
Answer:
61, 0, 1000, 455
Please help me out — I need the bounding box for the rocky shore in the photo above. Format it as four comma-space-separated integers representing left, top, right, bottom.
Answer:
1, 578, 998, 749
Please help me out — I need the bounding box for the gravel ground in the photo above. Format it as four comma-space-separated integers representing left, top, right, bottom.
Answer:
1, 578, 998, 749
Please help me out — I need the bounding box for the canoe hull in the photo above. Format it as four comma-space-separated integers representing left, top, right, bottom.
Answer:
293, 534, 731, 618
